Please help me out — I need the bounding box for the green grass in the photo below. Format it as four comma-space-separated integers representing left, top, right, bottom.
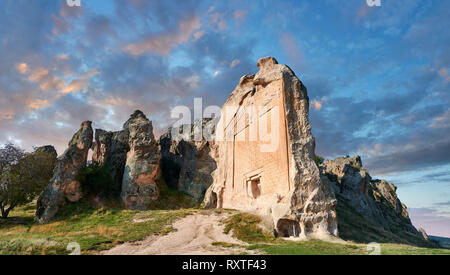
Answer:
223, 213, 276, 244
0, 179, 198, 255
2, 190, 449, 255
223, 213, 450, 255
0, 201, 195, 255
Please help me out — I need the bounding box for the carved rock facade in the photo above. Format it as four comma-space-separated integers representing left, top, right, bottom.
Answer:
203, 57, 338, 238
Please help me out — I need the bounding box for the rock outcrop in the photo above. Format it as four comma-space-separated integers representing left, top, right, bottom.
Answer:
121, 111, 161, 209
92, 129, 129, 195
203, 57, 338, 238
160, 118, 218, 200
321, 156, 435, 246
35, 145, 58, 158
36, 121, 93, 223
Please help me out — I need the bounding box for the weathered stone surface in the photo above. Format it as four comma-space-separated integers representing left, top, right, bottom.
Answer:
203, 57, 338, 238
92, 129, 129, 194
160, 118, 218, 200
321, 156, 426, 243
35, 121, 93, 223
419, 228, 429, 241
121, 110, 161, 209
35, 145, 58, 158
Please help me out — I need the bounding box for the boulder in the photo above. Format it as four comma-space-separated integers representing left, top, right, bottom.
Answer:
121, 110, 161, 209
35, 121, 93, 223
203, 57, 338, 238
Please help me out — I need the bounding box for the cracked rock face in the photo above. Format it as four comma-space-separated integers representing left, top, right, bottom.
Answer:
160, 118, 218, 200
321, 156, 420, 237
203, 57, 338, 238
92, 129, 130, 194
121, 111, 161, 209
35, 121, 93, 223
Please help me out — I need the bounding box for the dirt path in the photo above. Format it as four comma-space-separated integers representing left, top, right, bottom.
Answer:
100, 212, 251, 255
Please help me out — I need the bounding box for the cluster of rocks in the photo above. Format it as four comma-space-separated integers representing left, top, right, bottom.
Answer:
33, 56, 433, 247
36, 111, 161, 223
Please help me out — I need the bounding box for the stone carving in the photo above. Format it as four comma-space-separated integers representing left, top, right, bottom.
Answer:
203, 57, 338, 238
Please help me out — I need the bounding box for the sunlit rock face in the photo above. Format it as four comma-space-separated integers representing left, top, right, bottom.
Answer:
203, 57, 338, 238
121, 110, 161, 210
36, 121, 93, 224
160, 118, 219, 200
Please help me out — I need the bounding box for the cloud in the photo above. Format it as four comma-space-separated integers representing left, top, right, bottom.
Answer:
311, 97, 327, 111
409, 207, 450, 237
28, 99, 50, 110
193, 30, 205, 41
124, 16, 201, 56
230, 59, 240, 68
438, 67, 448, 77
234, 10, 247, 21
280, 33, 305, 69
23, 66, 65, 92
429, 110, 450, 128
15, 63, 29, 74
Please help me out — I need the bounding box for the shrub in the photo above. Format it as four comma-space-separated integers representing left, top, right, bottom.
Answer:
0, 144, 55, 218
314, 155, 325, 165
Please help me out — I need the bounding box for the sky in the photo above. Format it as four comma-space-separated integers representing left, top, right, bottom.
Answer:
0, 0, 449, 237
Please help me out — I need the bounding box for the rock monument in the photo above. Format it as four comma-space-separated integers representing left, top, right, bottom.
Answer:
203, 57, 338, 238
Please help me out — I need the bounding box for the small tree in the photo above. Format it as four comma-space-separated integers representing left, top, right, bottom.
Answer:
314, 155, 325, 166
0, 144, 55, 218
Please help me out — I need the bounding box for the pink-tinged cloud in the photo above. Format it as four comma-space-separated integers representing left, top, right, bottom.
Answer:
438, 67, 448, 77
124, 16, 201, 56
280, 33, 305, 69
311, 97, 327, 111
429, 110, 450, 128
409, 208, 450, 238
356, 3, 371, 23
15, 63, 29, 74
193, 30, 205, 41
230, 59, 240, 68
234, 10, 247, 20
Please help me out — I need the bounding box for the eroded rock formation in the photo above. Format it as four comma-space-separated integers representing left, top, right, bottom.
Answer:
160, 118, 218, 200
92, 129, 129, 195
35, 145, 58, 158
121, 110, 161, 209
36, 121, 93, 223
203, 57, 338, 238
321, 156, 433, 246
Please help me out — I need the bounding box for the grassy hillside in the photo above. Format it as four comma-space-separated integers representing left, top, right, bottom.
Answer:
334, 193, 438, 248
222, 213, 450, 255
0, 179, 198, 255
